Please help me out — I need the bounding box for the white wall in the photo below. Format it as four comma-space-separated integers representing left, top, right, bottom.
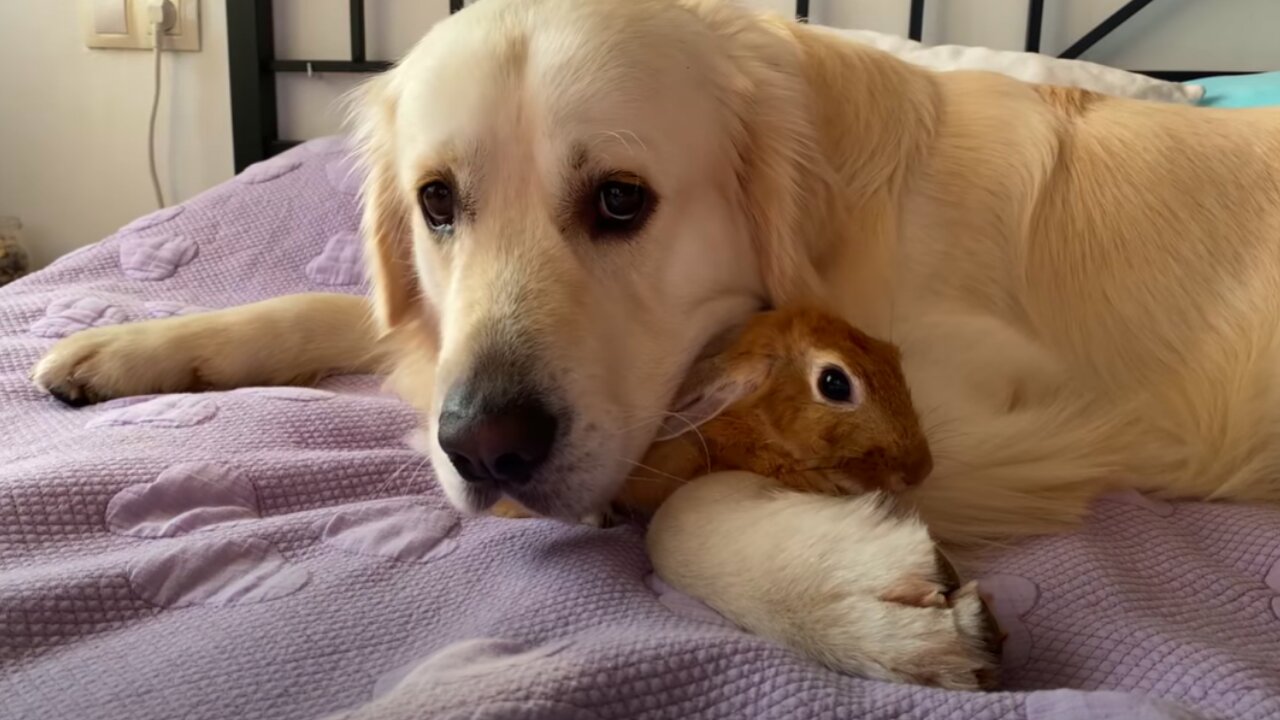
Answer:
2, 0, 1277, 268
0, 1, 233, 269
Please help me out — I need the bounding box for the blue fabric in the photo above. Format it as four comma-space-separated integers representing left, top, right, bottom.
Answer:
1190, 71, 1280, 108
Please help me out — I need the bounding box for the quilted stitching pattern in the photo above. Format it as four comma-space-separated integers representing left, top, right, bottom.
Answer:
1, 139, 1278, 720
29, 295, 134, 338
85, 394, 219, 429
306, 232, 364, 286
127, 537, 311, 608
326, 155, 364, 195
231, 386, 336, 402
239, 157, 302, 184
119, 233, 199, 280
105, 462, 259, 538
119, 205, 185, 234
978, 575, 1038, 667
144, 300, 207, 318
318, 501, 460, 563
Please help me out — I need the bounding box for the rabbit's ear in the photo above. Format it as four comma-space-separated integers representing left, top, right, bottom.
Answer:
656, 357, 768, 441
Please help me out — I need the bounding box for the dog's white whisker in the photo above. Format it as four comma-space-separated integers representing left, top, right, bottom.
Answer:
371, 450, 433, 499
618, 457, 688, 485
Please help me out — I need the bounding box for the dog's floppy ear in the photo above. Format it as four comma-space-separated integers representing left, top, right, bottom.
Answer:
656, 353, 769, 441
702, 10, 829, 308
734, 98, 827, 307
695, 7, 929, 311
351, 73, 418, 332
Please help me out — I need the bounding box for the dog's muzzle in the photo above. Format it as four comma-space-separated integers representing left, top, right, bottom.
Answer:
436, 347, 563, 492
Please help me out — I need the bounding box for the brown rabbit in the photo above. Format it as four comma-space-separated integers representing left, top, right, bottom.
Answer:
613, 306, 933, 516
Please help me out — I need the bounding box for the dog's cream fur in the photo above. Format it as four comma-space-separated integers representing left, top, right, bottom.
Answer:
648, 471, 999, 688
30, 0, 1280, 678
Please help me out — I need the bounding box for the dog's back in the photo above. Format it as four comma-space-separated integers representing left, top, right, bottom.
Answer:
864, 60, 1280, 537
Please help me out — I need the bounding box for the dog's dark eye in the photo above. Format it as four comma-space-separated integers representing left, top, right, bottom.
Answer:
419, 181, 455, 231
594, 180, 649, 235
817, 366, 855, 403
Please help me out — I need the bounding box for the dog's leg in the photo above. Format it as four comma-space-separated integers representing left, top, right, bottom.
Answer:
647, 472, 1001, 690
32, 293, 384, 405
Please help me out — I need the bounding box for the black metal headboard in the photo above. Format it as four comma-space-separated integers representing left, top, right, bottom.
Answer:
227, 0, 1258, 173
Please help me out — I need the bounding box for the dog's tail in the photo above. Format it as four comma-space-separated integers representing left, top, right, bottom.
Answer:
909, 396, 1158, 548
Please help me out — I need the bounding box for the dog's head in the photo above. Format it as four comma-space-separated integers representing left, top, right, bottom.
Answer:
354, 0, 831, 518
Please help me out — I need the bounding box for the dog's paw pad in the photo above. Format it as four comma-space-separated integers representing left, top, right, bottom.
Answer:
320, 502, 460, 563
107, 462, 258, 538
646, 573, 734, 627
119, 205, 184, 234
129, 537, 308, 608
238, 157, 302, 184
87, 394, 218, 429
305, 232, 364, 286
31, 295, 134, 338
977, 574, 1039, 667
119, 234, 199, 281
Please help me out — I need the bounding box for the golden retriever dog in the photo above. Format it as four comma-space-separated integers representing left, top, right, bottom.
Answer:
30, 0, 1280, 681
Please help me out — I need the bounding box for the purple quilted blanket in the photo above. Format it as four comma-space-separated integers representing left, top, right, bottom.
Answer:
3, 138, 1280, 720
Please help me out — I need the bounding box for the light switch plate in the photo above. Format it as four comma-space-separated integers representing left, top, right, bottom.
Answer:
92, 0, 130, 35
83, 0, 201, 52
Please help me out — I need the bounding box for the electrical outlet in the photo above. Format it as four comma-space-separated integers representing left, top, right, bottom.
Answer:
82, 0, 200, 52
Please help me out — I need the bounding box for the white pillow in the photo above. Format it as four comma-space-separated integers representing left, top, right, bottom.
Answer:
822, 27, 1204, 105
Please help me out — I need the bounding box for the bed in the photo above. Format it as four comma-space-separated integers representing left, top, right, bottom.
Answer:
3, 2, 1280, 718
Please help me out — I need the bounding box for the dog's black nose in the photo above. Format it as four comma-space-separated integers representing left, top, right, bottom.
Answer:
437, 391, 559, 487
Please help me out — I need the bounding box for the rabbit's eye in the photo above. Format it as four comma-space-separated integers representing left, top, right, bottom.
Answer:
817, 366, 855, 403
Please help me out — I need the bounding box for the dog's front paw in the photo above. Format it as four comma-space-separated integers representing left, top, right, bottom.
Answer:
33, 325, 168, 406
799, 574, 1001, 691
946, 581, 1004, 690
646, 473, 1002, 691
880, 578, 1002, 690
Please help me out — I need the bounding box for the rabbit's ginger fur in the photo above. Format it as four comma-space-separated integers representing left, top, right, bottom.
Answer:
616, 307, 932, 515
